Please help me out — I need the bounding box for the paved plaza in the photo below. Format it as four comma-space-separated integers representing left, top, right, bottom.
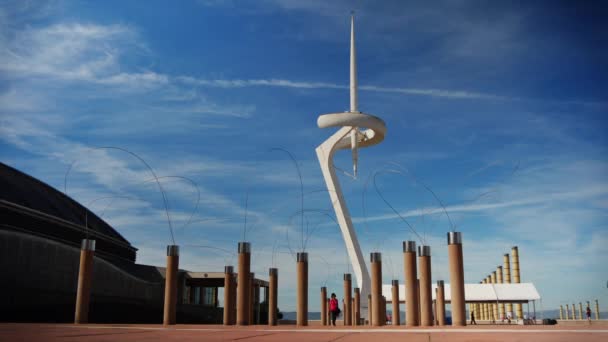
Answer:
1, 323, 607, 342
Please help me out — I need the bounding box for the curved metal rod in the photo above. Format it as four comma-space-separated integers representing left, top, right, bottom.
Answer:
64, 146, 175, 244
118, 175, 201, 234
270, 147, 304, 252
384, 162, 455, 231
83, 194, 141, 239
184, 244, 236, 265
372, 170, 425, 244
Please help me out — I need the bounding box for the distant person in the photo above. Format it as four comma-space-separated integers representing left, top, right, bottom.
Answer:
586, 306, 592, 321
329, 293, 340, 326
470, 310, 477, 325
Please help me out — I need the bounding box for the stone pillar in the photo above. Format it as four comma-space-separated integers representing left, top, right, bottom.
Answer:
351, 298, 356, 326
565, 304, 570, 320
571, 302, 576, 321
381, 296, 387, 326
320, 286, 327, 326
296, 252, 308, 326
595, 299, 600, 320
74, 239, 95, 324
416, 279, 421, 325
249, 273, 255, 324
354, 287, 361, 326
503, 254, 512, 319
344, 273, 352, 326
491, 271, 498, 321
237, 242, 251, 325
327, 298, 331, 325
163, 245, 179, 325
418, 245, 433, 326
231, 273, 237, 324
559, 305, 564, 320
343, 301, 346, 325
511, 246, 523, 319
436, 280, 446, 326
578, 302, 583, 320
368, 294, 372, 325
448, 232, 466, 326
497, 266, 504, 320
391, 280, 400, 326
482, 279, 487, 320
370, 252, 383, 326
269, 268, 278, 326
403, 241, 419, 326
224, 266, 235, 325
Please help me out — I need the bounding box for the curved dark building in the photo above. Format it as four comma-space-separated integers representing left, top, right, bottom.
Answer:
0, 162, 268, 324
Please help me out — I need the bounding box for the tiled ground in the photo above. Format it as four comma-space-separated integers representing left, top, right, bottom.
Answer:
1, 323, 607, 342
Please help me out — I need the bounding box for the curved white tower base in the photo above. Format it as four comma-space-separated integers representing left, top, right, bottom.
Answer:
316, 15, 387, 321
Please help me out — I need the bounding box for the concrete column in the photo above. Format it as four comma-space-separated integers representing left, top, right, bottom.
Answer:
344, 273, 352, 326
370, 252, 383, 326
224, 266, 235, 325
269, 268, 278, 326
418, 245, 433, 326
403, 241, 419, 326
503, 253, 512, 319
578, 302, 583, 320
351, 298, 356, 326
163, 245, 179, 325
436, 280, 446, 326
511, 246, 523, 319
565, 304, 570, 320
367, 294, 372, 325
595, 299, 600, 320
320, 286, 327, 326
559, 305, 564, 320
447, 232, 466, 326
391, 280, 400, 326
343, 301, 346, 325
326, 298, 330, 325
381, 296, 387, 326
497, 266, 504, 320
249, 273, 255, 324
491, 271, 498, 321
481, 279, 487, 320
416, 279, 421, 325
571, 302, 576, 321
74, 239, 95, 324
296, 252, 308, 326
237, 242, 251, 325
231, 273, 237, 324
354, 287, 361, 325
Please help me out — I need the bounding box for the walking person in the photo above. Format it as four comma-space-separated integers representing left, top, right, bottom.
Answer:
329, 293, 340, 326
586, 305, 592, 321
470, 310, 477, 325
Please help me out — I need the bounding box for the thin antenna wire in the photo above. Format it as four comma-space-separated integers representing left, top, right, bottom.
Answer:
64, 146, 175, 244
270, 147, 304, 251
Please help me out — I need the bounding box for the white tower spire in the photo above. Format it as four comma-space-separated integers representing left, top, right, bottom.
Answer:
316, 13, 387, 321
350, 13, 358, 113
349, 13, 359, 177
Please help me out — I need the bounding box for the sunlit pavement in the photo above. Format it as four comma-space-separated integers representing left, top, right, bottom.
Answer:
1, 323, 608, 342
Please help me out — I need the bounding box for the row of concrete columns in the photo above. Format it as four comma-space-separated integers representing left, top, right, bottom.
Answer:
74, 232, 467, 327
559, 300, 601, 320
478, 246, 522, 321
316, 232, 464, 327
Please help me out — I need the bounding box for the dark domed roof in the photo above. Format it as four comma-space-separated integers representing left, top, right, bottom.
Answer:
0, 162, 137, 262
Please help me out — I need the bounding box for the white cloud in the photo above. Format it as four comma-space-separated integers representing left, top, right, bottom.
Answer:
177, 76, 505, 100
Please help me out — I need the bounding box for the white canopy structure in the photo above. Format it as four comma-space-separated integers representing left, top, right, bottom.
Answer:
382, 283, 541, 304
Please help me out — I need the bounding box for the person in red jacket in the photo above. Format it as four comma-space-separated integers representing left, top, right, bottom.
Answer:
329, 293, 340, 326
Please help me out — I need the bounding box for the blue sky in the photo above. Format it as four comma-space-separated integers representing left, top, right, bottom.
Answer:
1, 0, 607, 312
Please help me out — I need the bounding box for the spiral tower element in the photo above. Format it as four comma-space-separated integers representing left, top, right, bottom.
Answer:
316, 14, 387, 321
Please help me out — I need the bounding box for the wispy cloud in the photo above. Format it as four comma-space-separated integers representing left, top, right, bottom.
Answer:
177, 76, 505, 100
